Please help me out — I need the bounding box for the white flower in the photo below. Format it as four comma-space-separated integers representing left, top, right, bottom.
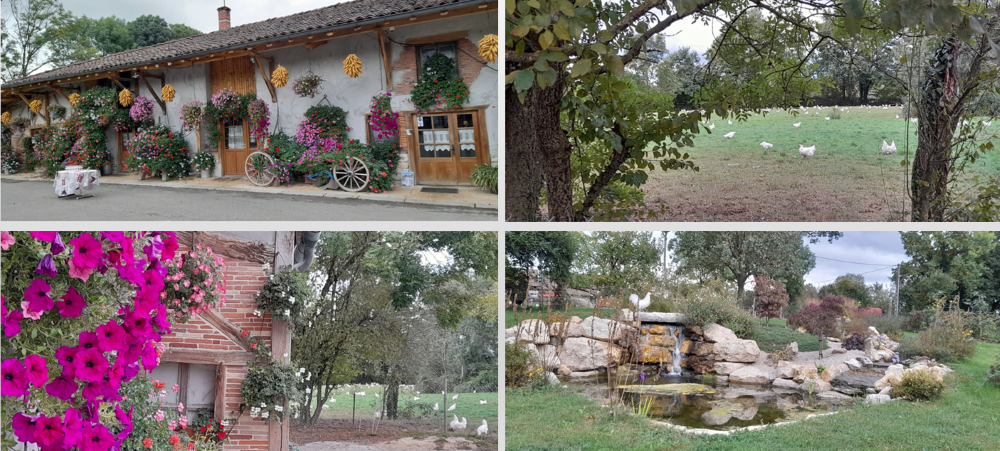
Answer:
290, 297, 296, 304
262, 262, 271, 272
261, 402, 267, 408
305, 388, 311, 394
275, 406, 283, 412
308, 321, 313, 327
221, 420, 230, 427
283, 353, 289, 358
284, 309, 290, 317
261, 411, 270, 419
254, 309, 261, 317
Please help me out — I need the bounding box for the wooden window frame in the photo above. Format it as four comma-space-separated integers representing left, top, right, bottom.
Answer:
152, 361, 224, 421
219, 119, 257, 151
416, 42, 460, 79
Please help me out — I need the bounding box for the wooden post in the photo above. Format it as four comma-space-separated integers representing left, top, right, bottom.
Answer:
249, 53, 277, 103
352, 392, 356, 425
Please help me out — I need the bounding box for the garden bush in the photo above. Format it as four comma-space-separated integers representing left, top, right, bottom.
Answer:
842, 332, 866, 351
31, 125, 74, 176
505, 342, 542, 388
125, 125, 191, 178
899, 323, 976, 362
677, 285, 757, 339
471, 164, 498, 193
867, 315, 906, 341
891, 370, 946, 400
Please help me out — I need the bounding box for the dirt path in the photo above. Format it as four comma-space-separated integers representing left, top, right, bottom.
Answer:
297, 437, 480, 451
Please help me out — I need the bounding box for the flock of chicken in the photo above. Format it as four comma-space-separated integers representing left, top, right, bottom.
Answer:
704, 105, 994, 159
421, 393, 490, 436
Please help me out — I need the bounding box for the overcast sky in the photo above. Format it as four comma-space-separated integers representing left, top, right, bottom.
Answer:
803, 232, 907, 287
21, 0, 352, 34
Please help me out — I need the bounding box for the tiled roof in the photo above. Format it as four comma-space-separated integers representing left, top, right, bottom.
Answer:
3, 0, 488, 88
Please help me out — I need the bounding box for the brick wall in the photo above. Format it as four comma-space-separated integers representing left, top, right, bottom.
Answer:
160, 244, 276, 451
390, 38, 487, 96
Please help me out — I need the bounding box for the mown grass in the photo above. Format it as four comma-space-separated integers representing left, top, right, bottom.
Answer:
506, 342, 1000, 450
505, 306, 621, 328
752, 318, 831, 353
306, 385, 498, 424
642, 107, 1000, 221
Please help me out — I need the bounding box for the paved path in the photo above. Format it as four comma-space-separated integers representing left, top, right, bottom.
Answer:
1, 179, 496, 221
297, 437, 478, 451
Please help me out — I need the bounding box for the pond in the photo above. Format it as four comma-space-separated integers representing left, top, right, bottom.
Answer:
565, 372, 855, 432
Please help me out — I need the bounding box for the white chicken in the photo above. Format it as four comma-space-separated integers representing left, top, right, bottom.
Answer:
447, 403, 456, 411
881, 140, 897, 155
413, 396, 420, 401
450, 415, 467, 431
479, 400, 487, 404
824, 117, 830, 121
896, 114, 900, 119
793, 122, 801, 128
728, 119, 733, 125
477, 420, 488, 437
452, 394, 459, 400
760, 141, 773, 150
963, 119, 969, 126
708, 123, 716, 131
723, 131, 736, 139
434, 403, 439, 411
911, 118, 918, 123
629, 291, 651, 311
984, 120, 992, 127
798, 144, 815, 158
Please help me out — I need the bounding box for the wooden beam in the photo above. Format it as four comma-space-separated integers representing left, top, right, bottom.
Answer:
110, 78, 128, 91
304, 40, 327, 50
140, 72, 165, 80
199, 310, 251, 352
140, 73, 167, 114
250, 53, 277, 103
162, 348, 254, 365
16, 93, 36, 124
404, 30, 469, 45
43, 94, 50, 126
177, 363, 189, 407
49, 85, 72, 104
214, 365, 227, 420
377, 29, 393, 88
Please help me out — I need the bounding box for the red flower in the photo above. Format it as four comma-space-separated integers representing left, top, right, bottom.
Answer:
217, 432, 226, 440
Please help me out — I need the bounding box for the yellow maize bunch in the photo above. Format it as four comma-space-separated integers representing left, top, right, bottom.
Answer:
162, 84, 176, 102
119, 88, 133, 107
478, 34, 498, 63
271, 65, 289, 87
69, 93, 81, 106
343, 54, 362, 78
1, 111, 11, 124
29, 100, 43, 113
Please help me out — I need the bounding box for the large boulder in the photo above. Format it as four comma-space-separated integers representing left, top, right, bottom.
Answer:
532, 344, 561, 371
679, 339, 695, 354
580, 317, 634, 342
713, 362, 747, 376
693, 342, 714, 356
636, 345, 673, 364
714, 339, 761, 363
505, 327, 517, 344
817, 391, 853, 401
864, 333, 899, 362
831, 373, 881, 393
866, 394, 892, 405
873, 373, 903, 392
545, 371, 560, 385
820, 363, 849, 383
704, 323, 740, 343
558, 337, 624, 372
772, 378, 800, 389
729, 366, 771, 385
549, 321, 586, 338
643, 334, 676, 347
515, 319, 550, 344
688, 355, 715, 374
844, 358, 862, 370
784, 341, 799, 359
637, 312, 689, 323
800, 377, 832, 393
885, 364, 905, 376
793, 364, 818, 383
776, 360, 795, 379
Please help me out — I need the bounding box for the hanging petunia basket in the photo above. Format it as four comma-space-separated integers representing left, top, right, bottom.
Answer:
343, 54, 362, 78
68, 93, 81, 107
478, 34, 498, 63
29, 100, 43, 113
271, 65, 289, 87
162, 84, 176, 102
119, 88, 133, 107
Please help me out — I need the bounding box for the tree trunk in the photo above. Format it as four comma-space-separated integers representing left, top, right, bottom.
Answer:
736, 275, 747, 307
911, 37, 958, 221
386, 377, 399, 420
532, 71, 574, 221
505, 81, 542, 221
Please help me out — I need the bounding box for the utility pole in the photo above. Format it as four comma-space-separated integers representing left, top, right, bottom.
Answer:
895, 263, 901, 316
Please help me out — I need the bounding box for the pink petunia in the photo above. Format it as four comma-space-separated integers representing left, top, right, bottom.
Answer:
23, 355, 48, 388
2, 359, 29, 397
56, 287, 87, 318
0, 231, 14, 250
68, 233, 102, 269
24, 279, 54, 312
29, 232, 58, 242
21, 301, 44, 320
68, 258, 93, 282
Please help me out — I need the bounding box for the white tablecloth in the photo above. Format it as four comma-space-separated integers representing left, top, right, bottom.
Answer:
54, 169, 100, 197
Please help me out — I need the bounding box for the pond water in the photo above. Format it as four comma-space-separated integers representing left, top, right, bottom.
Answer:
565, 372, 854, 431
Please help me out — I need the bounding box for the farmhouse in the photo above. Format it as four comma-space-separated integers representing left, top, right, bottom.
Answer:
1, 0, 498, 186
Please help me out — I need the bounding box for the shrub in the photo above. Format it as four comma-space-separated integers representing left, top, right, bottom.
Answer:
471, 164, 498, 193
988, 358, 1000, 389
891, 370, 945, 400
901, 324, 976, 362
788, 295, 848, 337
754, 274, 789, 325
505, 342, 543, 388
867, 315, 905, 341
31, 125, 74, 176
677, 287, 757, 339
1, 144, 23, 173
125, 125, 190, 178
843, 332, 866, 350
255, 269, 312, 324
241, 362, 301, 422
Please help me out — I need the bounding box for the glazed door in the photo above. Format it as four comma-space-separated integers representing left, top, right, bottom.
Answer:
220, 120, 256, 176
414, 111, 484, 185
118, 128, 135, 171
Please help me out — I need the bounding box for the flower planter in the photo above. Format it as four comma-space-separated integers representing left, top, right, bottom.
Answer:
101, 163, 112, 176
161, 172, 168, 182
201, 169, 210, 179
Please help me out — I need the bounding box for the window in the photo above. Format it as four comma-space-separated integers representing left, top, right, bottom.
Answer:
417, 114, 452, 158
417, 43, 458, 78
150, 362, 217, 421
456, 113, 476, 158
223, 120, 256, 150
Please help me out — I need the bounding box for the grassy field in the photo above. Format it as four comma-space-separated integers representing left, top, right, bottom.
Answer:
506, 335, 1000, 450
751, 318, 831, 353
642, 107, 1000, 221
505, 306, 621, 328
307, 384, 498, 425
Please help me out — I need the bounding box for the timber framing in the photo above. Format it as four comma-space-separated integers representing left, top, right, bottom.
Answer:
0, 1, 497, 97
161, 348, 254, 365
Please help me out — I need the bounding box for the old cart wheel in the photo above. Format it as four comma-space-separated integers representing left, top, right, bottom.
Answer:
334, 157, 369, 192
245, 151, 276, 186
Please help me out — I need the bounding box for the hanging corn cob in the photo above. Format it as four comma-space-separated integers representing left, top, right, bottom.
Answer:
478, 34, 498, 63
343, 54, 363, 78
69, 93, 81, 106
162, 84, 176, 102
1, 111, 11, 124
271, 65, 289, 87
119, 88, 133, 107
29, 100, 43, 113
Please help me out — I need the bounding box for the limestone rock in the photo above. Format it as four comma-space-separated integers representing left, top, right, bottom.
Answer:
580, 317, 633, 342
570, 316, 584, 324
878, 386, 892, 396
732, 406, 758, 421
505, 327, 517, 344
826, 337, 841, 343
703, 323, 740, 343
772, 378, 799, 389
714, 339, 761, 363
557, 365, 571, 376
867, 326, 880, 337
885, 364, 905, 376
776, 360, 795, 379
532, 344, 561, 371
637, 312, 689, 323
831, 373, 881, 392
793, 365, 818, 383
568, 370, 600, 378
545, 371, 560, 385
713, 362, 747, 376
680, 339, 695, 354
516, 319, 550, 344
873, 373, 902, 392
636, 345, 673, 364
845, 358, 862, 370
685, 324, 703, 336
729, 366, 771, 385
549, 321, 585, 338
833, 386, 863, 396
795, 327, 808, 334
821, 363, 849, 383
800, 377, 832, 393
784, 341, 799, 359
832, 348, 846, 354
693, 342, 714, 356
817, 391, 852, 400
688, 355, 715, 374
645, 325, 670, 335
643, 334, 675, 347
558, 337, 624, 372
866, 394, 891, 404
857, 357, 874, 366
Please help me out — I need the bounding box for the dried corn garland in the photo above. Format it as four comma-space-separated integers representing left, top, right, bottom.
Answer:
271, 65, 289, 87
161, 84, 176, 102
478, 34, 498, 63
119, 88, 133, 107
69, 93, 81, 106
1, 111, 11, 124
343, 54, 362, 78
29, 100, 43, 113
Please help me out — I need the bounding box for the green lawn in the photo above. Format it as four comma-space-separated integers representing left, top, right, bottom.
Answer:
505, 306, 621, 328
641, 107, 1000, 221
308, 385, 498, 424
752, 318, 831, 352
506, 342, 1000, 450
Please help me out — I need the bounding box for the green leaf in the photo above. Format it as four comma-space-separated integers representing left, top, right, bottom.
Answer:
537, 68, 558, 89
510, 25, 531, 37
609, 55, 625, 77
541, 50, 568, 62
513, 70, 535, 92
526, 0, 541, 8
570, 57, 592, 77
505, 0, 515, 14
558, 0, 575, 16
553, 19, 571, 40
969, 15, 985, 34
539, 30, 555, 50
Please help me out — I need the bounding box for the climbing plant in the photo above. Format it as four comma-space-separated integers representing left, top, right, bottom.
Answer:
410, 53, 469, 113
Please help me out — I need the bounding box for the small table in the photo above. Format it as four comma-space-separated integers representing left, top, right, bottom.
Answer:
54, 169, 100, 199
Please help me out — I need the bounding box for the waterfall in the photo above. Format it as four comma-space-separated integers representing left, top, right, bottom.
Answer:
668, 325, 685, 376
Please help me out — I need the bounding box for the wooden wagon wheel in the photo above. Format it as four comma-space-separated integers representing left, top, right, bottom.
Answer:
245, 151, 276, 186
334, 157, 370, 192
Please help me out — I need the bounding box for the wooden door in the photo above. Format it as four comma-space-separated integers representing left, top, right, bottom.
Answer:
220, 120, 256, 176
118, 128, 135, 171
413, 110, 487, 185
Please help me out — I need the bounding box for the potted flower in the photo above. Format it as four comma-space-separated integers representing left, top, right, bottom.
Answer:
192, 150, 216, 178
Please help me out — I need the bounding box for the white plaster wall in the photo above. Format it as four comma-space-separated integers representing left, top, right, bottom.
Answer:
135, 64, 218, 175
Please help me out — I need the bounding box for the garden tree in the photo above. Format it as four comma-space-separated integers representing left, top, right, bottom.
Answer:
753, 274, 789, 324
625, 33, 669, 90
979, 233, 1000, 312
0, 0, 72, 81
868, 282, 897, 314
819, 273, 873, 308
169, 23, 201, 40
788, 295, 849, 358
45, 14, 99, 67
505, 231, 578, 308
670, 231, 815, 303
574, 231, 660, 297
897, 231, 997, 311
127, 14, 173, 47
658, 47, 704, 109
